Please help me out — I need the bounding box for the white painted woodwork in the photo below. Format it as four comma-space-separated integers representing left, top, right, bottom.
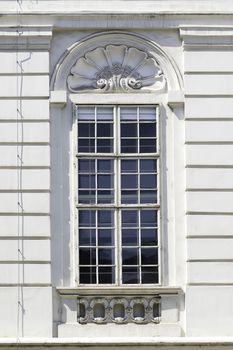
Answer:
0, 216, 50, 237
0, 169, 50, 190
187, 238, 233, 260
0, 99, 49, 120
186, 168, 233, 189
0, 239, 51, 261
186, 215, 233, 237
188, 261, 233, 284
187, 192, 233, 213
186, 144, 233, 166
0, 52, 49, 74
185, 97, 233, 119
185, 121, 233, 142
0, 76, 49, 97
185, 74, 233, 95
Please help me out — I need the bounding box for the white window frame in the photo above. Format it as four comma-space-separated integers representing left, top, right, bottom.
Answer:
71, 93, 166, 288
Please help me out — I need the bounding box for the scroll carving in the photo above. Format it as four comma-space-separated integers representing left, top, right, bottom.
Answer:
67, 45, 166, 93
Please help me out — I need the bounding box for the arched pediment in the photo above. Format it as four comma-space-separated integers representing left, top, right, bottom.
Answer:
51, 31, 183, 94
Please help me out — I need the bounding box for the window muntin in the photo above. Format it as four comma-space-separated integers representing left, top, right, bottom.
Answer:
76, 105, 160, 285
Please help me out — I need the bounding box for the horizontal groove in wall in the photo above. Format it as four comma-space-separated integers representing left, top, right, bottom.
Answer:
187, 235, 233, 239
186, 188, 233, 192
185, 71, 233, 75
187, 259, 233, 263
0, 73, 49, 77
0, 190, 50, 193
187, 212, 233, 216
186, 165, 233, 169
0, 166, 50, 170
188, 283, 233, 286
0, 142, 50, 146
185, 118, 233, 121
185, 94, 233, 98
0, 213, 50, 216
0, 284, 52, 287
0, 236, 50, 240
0, 97, 49, 101
185, 141, 233, 145
0, 119, 50, 123
0, 261, 51, 264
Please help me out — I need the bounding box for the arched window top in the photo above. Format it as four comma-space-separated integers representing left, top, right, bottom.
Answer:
51, 31, 183, 94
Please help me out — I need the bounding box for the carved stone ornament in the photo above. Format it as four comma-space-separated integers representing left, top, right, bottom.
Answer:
67, 45, 166, 93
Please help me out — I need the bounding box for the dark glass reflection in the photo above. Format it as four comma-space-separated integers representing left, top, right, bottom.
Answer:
98, 248, 114, 264
122, 210, 138, 227
121, 190, 138, 204
140, 190, 157, 204
121, 139, 137, 153
79, 159, 95, 172
139, 123, 156, 137
78, 139, 95, 153
121, 175, 137, 189
79, 248, 96, 265
122, 248, 138, 265
79, 229, 96, 246
121, 160, 137, 173
78, 123, 95, 137
98, 267, 115, 284
122, 267, 139, 284
97, 190, 114, 204
141, 248, 158, 265
98, 229, 114, 246
141, 267, 158, 284
98, 175, 112, 189
79, 210, 96, 227
97, 139, 113, 153
140, 175, 157, 189
121, 123, 137, 137
97, 123, 113, 137
141, 229, 158, 246
140, 139, 156, 153
80, 267, 96, 284
98, 210, 114, 227
141, 210, 157, 227
78, 190, 95, 204
79, 175, 95, 188
122, 229, 138, 246
97, 160, 113, 173
140, 159, 157, 173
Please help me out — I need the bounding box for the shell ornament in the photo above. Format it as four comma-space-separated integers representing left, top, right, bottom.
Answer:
67, 45, 166, 93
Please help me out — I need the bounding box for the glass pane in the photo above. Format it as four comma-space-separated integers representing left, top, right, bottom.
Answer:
140, 139, 156, 153
122, 210, 138, 227
98, 248, 114, 264
141, 210, 157, 227
121, 175, 137, 189
121, 123, 137, 137
97, 175, 113, 189
78, 190, 96, 204
139, 123, 156, 137
97, 139, 113, 153
141, 248, 158, 265
98, 210, 114, 227
79, 248, 96, 265
122, 229, 138, 246
78, 107, 95, 120
78, 139, 95, 153
141, 229, 158, 246
79, 210, 96, 227
122, 267, 139, 284
121, 160, 137, 173
121, 139, 137, 153
122, 248, 138, 265
98, 229, 114, 246
140, 190, 157, 204
79, 229, 96, 246
97, 107, 113, 120
97, 159, 113, 173
139, 107, 157, 120
79, 159, 95, 172
140, 174, 157, 189
141, 267, 158, 284
78, 123, 95, 137
140, 159, 157, 173
79, 175, 95, 188
97, 190, 114, 204
121, 190, 138, 204
80, 267, 96, 284
98, 267, 115, 284
97, 123, 113, 137
120, 107, 137, 120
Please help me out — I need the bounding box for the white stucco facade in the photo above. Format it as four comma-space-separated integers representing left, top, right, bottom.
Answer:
1, 1, 233, 348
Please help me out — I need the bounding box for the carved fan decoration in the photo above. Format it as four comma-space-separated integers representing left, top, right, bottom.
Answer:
67, 45, 166, 92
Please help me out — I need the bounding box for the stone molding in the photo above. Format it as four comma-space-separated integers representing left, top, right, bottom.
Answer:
67, 44, 166, 93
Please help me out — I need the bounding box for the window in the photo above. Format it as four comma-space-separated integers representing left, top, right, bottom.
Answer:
75, 105, 160, 285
